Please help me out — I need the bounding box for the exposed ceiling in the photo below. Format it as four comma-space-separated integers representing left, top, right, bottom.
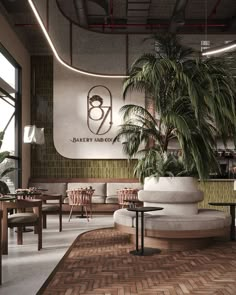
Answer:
1, 0, 236, 54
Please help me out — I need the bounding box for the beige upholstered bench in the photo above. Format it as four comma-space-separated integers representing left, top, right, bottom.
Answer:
114, 208, 231, 250
114, 177, 231, 250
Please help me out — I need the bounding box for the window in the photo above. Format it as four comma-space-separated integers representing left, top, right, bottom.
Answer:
0, 43, 21, 192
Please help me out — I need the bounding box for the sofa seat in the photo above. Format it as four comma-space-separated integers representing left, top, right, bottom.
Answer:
8, 213, 38, 224
114, 208, 230, 231
106, 196, 119, 204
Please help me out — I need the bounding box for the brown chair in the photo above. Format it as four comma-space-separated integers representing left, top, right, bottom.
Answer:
1, 199, 42, 255
66, 189, 94, 222
18, 190, 62, 232
39, 194, 62, 232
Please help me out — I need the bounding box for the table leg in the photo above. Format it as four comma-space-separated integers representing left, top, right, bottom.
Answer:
230, 205, 235, 241
141, 211, 144, 255
76, 206, 88, 219
130, 211, 139, 255
135, 211, 139, 252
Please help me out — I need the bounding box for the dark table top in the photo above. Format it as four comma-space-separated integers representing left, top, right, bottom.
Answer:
127, 206, 163, 212
7, 192, 42, 196
209, 202, 236, 206
0, 195, 16, 201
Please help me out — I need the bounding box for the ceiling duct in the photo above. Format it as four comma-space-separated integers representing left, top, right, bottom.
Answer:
74, 0, 88, 28
169, 0, 189, 33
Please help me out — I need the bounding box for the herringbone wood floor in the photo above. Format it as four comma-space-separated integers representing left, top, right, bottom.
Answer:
37, 228, 236, 295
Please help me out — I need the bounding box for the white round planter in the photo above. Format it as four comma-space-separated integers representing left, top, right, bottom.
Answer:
144, 176, 199, 191
141, 176, 203, 215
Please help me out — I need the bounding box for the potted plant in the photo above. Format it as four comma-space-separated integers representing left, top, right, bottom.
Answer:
0, 131, 15, 194
114, 34, 236, 187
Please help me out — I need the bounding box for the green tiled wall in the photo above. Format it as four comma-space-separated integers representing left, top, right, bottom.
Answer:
31, 56, 137, 178
198, 181, 236, 212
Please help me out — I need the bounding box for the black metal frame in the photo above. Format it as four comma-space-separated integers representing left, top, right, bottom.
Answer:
0, 42, 22, 189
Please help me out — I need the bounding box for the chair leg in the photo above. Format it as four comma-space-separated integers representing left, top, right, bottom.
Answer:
84, 206, 89, 222
42, 214, 47, 229
38, 221, 42, 251
2, 221, 8, 255
17, 227, 23, 245
34, 226, 38, 234
59, 210, 62, 232
90, 203, 92, 219
68, 205, 74, 222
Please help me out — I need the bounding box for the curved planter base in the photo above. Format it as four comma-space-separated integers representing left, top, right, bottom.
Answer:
114, 223, 230, 251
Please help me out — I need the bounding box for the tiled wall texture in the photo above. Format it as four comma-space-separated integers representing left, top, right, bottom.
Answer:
31, 56, 136, 178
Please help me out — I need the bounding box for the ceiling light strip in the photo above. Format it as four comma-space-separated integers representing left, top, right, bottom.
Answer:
202, 41, 236, 56
28, 0, 127, 78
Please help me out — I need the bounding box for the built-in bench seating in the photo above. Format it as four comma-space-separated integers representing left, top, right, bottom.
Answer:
28, 179, 142, 213
113, 177, 231, 250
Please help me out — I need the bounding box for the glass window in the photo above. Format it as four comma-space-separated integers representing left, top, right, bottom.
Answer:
0, 43, 21, 193
0, 52, 16, 90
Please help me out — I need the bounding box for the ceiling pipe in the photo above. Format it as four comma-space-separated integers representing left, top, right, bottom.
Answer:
169, 0, 189, 33
208, 0, 222, 19
73, 0, 88, 28
89, 23, 225, 28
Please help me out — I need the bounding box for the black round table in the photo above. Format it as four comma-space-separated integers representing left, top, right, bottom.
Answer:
127, 206, 163, 256
209, 202, 236, 241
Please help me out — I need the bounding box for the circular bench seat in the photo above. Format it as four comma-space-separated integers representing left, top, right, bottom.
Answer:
113, 208, 231, 250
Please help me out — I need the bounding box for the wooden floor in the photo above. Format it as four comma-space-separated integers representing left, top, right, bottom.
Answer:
37, 228, 236, 295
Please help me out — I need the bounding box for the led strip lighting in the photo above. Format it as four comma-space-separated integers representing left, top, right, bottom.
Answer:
28, 0, 128, 78
202, 41, 236, 56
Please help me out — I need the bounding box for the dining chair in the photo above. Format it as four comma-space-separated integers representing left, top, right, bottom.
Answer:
18, 189, 63, 232
1, 199, 42, 255
66, 189, 94, 222
39, 193, 62, 232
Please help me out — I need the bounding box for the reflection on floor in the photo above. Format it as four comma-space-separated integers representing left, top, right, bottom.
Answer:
1, 214, 114, 295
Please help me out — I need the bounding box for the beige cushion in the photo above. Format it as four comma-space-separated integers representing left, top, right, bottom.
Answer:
143, 202, 198, 215
8, 213, 38, 224
106, 183, 142, 197
42, 204, 59, 211
113, 209, 231, 231
106, 196, 119, 204
138, 190, 204, 203
29, 182, 67, 197
91, 196, 106, 204
67, 183, 106, 197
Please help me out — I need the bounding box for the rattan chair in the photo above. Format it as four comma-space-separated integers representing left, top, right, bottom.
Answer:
66, 189, 94, 222
2, 199, 42, 255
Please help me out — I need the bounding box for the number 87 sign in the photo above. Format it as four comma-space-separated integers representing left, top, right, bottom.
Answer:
87, 85, 113, 135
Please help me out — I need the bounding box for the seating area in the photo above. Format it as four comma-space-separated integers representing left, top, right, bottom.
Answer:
2, 0, 236, 294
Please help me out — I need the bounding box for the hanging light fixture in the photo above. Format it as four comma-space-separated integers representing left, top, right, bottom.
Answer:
23, 125, 45, 145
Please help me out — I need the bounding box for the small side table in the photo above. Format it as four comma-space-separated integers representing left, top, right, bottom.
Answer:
127, 206, 163, 256
209, 202, 236, 241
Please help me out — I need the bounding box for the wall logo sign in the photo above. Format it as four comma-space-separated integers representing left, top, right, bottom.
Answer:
87, 85, 113, 135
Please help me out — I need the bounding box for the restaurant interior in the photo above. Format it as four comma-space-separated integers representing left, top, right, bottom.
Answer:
1, 0, 236, 294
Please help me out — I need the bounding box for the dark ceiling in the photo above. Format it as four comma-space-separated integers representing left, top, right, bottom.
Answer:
1, 0, 236, 54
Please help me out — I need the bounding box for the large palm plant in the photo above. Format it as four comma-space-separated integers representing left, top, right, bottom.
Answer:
114, 34, 236, 181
